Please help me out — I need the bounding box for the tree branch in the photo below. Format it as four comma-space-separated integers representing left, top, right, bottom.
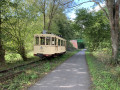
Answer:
66, 1, 93, 8
59, 0, 74, 5
92, 0, 109, 20
61, 0, 109, 20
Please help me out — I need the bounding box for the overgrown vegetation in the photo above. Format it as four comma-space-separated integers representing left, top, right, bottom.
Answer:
75, 9, 111, 51
74, 0, 120, 64
1, 0, 120, 89
75, 7, 120, 64
0, 0, 77, 64
0, 51, 39, 71
75, 6, 120, 90
0, 50, 79, 90
86, 51, 120, 90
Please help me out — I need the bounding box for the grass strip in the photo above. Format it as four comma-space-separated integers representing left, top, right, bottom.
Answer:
86, 52, 120, 90
0, 50, 79, 90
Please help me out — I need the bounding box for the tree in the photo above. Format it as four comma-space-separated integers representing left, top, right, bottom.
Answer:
33, 0, 74, 32
2, 0, 27, 61
105, 0, 120, 63
0, 0, 6, 63
75, 9, 110, 51
1, 0, 37, 61
53, 9, 75, 40
69, 0, 120, 63
0, 0, 12, 63
33, 0, 48, 30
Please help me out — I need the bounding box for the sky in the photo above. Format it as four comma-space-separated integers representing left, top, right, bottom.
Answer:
67, 0, 105, 20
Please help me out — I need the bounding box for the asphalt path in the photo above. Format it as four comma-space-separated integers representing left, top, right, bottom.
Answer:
28, 49, 91, 90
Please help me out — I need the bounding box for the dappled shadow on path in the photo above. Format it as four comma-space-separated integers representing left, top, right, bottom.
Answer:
29, 50, 90, 90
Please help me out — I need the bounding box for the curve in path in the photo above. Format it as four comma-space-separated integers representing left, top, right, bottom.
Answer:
28, 49, 91, 90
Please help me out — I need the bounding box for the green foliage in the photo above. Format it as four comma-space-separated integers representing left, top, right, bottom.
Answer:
44, 62, 51, 72
30, 73, 38, 79
48, 8, 76, 40
5, 53, 22, 63
66, 41, 77, 51
86, 52, 120, 90
1, 50, 79, 90
1, 0, 75, 62
75, 8, 111, 51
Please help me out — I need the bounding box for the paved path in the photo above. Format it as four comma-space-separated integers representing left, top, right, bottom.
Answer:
28, 49, 91, 90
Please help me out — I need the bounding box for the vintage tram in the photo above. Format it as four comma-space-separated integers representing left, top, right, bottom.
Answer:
34, 34, 66, 57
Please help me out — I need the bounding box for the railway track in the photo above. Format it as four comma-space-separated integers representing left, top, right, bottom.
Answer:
0, 57, 44, 73
0, 71, 25, 83
0, 57, 47, 83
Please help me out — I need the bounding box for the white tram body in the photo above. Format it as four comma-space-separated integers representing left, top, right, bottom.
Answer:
34, 34, 66, 57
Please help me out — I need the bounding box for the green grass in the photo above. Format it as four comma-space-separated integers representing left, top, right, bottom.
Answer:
0, 51, 40, 71
86, 52, 120, 90
0, 50, 79, 90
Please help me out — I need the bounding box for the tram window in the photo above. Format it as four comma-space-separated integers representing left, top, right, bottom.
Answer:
55, 38, 56, 45
61, 40, 63, 46
46, 37, 50, 45
35, 37, 39, 45
58, 39, 60, 46
52, 37, 55, 45
64, 41, 66, 46
63, 41, 64, 46
40, 37, 45, 45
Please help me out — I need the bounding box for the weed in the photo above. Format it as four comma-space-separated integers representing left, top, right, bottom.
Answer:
44, 62, 51, 72
86, 52, 120, 90
1, 50, 79, 90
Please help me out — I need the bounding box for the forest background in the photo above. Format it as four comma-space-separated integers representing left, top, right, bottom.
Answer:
0, 0, 120, 65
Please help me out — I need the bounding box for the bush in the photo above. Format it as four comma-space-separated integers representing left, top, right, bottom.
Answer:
66, 41, 77, 51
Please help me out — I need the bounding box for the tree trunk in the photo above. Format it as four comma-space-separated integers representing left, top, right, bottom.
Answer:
48, 0, 56, 31
18, 42, 27, 61
107, 0, 120, 64
110, 23, 119, 63
43, 11, 46, 30
19, 46, 27, 61
0, 17, 5, 64
43, 0, 46, 30
48, 18, 52, 31
0, 36, 5, 64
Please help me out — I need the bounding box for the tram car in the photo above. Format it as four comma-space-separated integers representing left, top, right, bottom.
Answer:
34, 34, 66, 57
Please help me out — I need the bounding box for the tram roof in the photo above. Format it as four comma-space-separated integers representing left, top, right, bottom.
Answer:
34, 34, 66, 41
